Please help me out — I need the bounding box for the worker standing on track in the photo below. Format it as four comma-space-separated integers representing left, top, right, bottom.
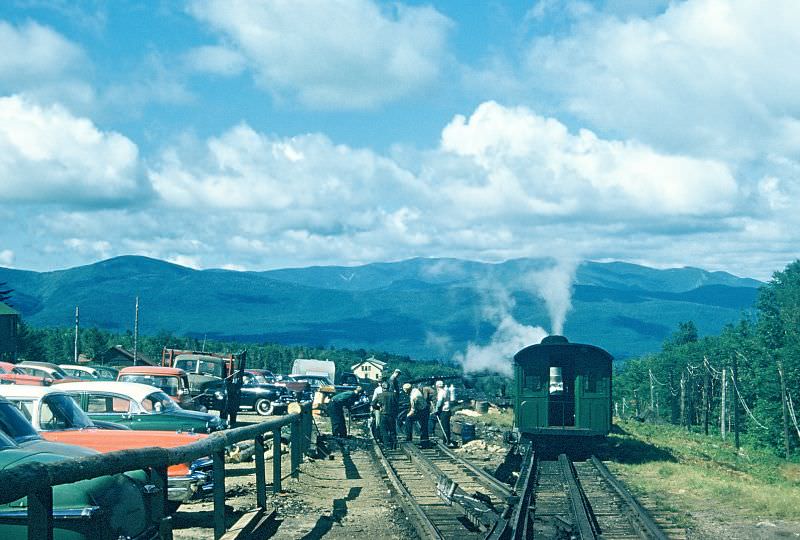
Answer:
328, 387, 363, 437
403, 383, 430, 445
432, 380, 453, 446
373, 380, 398, 448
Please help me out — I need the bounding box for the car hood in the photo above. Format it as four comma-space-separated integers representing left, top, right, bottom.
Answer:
16, 438, 99, 459
42, 428, 207, 453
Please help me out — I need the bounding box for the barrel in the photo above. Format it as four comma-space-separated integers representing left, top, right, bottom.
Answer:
474, 400, 489, 414
461, 422, 476, 443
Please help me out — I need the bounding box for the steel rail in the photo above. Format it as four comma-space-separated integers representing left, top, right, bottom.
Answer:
401, 442, 500, 531
372, 440, 445, 540
589, 456, 669, 540
558, 454, 599, 540
483, 443, 536, 540
435, 441, 513, 499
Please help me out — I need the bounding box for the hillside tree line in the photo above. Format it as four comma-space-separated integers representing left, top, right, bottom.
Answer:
615, 260, 800, 458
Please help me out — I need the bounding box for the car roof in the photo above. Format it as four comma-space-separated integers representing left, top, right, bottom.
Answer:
18, 361, 61, 370
119, 366, 186, 376
59, 364, 97, 371
0, 384, 62, 399
54, 381, 163, 401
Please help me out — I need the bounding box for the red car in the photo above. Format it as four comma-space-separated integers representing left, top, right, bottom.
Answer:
0, 361, 52, 386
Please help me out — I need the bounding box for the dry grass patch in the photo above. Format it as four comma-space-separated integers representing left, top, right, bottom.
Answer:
607, 421, 800, 522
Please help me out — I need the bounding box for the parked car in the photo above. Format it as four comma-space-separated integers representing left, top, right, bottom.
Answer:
56, 381, 227, 432
59, 364, 101, 380
87, 365, 120, 381
239, 371, 289, 416
0, 361, 52, 386
15, 361, 80, 383
0, 424, 158, 540
245, 369, 276, 383
0, 386, 212, 505
117, 366, 195, 409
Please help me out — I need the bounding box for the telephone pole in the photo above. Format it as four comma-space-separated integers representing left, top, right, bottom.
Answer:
73, 306, 79, 364
133, 296, 139, 366
721, 368, 727, 440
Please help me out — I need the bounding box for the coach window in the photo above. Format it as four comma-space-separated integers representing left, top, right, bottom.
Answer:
524, 369, 543, 391
583, 370, 606, 394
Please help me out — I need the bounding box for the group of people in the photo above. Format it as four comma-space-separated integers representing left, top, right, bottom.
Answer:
326, 369, 457, 448
400, 379, 455, 447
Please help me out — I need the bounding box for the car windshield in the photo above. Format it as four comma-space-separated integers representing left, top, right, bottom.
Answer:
0, 401, 40, 443
175, 358, 224, 377
295, 376, 332, 385
40, 394, 95, 430
0, 430, 16, 449
141, 391, 179, 413
120, 374, 181, 396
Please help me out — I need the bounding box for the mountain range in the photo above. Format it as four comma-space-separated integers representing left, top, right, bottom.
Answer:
0, 256, 763, 361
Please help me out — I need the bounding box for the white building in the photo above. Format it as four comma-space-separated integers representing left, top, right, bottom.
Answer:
351, 357, 387, 381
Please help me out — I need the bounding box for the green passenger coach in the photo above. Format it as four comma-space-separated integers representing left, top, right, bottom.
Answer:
514, 335, 613, 439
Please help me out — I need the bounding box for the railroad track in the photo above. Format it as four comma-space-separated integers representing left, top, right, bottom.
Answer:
496, 451, 670, 539
373, 439, 511, 540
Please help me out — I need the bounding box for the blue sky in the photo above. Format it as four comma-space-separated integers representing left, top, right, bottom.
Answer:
1, 0, 798, 280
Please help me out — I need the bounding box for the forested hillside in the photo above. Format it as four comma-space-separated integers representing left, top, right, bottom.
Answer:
615, 260, 800, 457
0, 256, 761, 361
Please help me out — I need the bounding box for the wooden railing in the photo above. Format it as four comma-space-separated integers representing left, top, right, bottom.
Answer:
0, 402, 313, 540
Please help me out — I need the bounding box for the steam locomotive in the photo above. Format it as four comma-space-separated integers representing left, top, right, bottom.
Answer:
513, 335, 613, 440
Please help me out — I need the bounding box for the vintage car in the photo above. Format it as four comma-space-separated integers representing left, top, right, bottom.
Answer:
117, 366, 195, 409
239, 371, 289, 416
56, 381, 227, 432
59, 364, 102, 380
0, 361, 52, 386
0, 427, 158, 540
87, 365, 119, 381
15, 361, 81, 383
0, 386, 213, 504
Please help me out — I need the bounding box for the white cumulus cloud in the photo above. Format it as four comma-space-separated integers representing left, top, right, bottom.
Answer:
0, 96, 141, 205
187, 0, 452, 108
523, 0, 800, 162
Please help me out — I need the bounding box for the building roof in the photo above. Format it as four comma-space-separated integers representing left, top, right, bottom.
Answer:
0, 302, 19, 316
102, 345, 156, 366
351, 357, 387, 371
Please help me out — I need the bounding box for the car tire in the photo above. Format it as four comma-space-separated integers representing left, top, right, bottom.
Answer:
255, 398, 274, 416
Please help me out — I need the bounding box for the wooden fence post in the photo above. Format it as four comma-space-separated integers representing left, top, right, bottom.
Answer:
213, 448, 226, 539
28, 486, 53, 540
273, 429, 282, 494
291, 417, 301, 479
254, 434, 267, 509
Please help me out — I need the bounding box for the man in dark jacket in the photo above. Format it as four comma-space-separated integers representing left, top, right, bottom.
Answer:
373, 381, 398, 447
328, 387, 363, 437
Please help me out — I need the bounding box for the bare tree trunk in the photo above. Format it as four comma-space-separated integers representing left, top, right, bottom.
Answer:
733, 354, 740, 449
703, 365, 710, 435
721, 368, 727, 440
779, 361, 791, 459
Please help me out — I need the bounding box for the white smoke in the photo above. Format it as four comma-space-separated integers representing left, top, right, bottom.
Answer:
454, 283, 547, 376
526, 258, 578, 335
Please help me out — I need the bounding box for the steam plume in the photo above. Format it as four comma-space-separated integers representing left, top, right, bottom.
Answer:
454, 283, 547, 376
527, 258, 578, 335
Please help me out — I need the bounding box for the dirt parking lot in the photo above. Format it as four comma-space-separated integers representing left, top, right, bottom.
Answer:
171, 412, 414, 539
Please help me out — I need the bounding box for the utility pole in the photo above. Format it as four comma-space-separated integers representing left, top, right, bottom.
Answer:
649, 369, 655, 415
778, 360, 791, 459
703, 363, 710, 435
73, 306, 79, 364
680, 372, 686, 429
721, 368, 727, 440
733, 354, 740, 449
133, 296, 139, 366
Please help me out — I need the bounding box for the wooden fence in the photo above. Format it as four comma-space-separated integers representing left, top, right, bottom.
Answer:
0, 402, 313, 540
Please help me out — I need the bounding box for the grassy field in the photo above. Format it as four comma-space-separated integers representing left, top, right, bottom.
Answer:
603, 420, 800, 523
